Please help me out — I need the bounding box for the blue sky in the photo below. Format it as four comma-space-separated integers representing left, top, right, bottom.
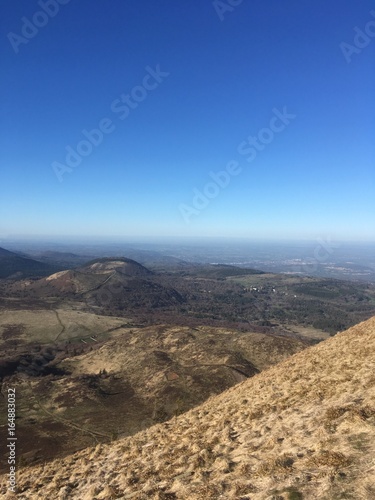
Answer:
1, 0, 374, 241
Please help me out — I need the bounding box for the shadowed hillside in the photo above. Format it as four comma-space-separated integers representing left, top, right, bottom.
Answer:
2, 316, 374, 499
0, 247, 58, 279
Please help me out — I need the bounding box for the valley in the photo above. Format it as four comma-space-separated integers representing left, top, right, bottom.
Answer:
1, 249, 375, 475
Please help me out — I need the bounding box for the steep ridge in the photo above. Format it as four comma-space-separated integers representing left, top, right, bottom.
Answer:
2, 317, 374, 499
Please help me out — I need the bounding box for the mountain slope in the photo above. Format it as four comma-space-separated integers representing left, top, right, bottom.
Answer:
0, 321, 306, 471
9, 258, 184, 310
3, 316, 374, 499
0, 247, 57, 279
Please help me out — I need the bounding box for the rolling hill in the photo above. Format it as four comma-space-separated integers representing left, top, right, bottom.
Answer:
27, 250, 94, 268
0, 247, 58, 279
7, 257, 184, 310
2, 316, 374, 499
4, 254, 375, 336
0, 319, 306, 472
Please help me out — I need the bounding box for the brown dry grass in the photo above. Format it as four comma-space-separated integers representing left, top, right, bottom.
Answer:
1, 317, 375, 499
0, 308, 130, 344
0, 322, 306, 473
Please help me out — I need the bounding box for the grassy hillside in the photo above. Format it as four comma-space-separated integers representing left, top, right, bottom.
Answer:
0, 321, 305, 471
2, 316, 374, 499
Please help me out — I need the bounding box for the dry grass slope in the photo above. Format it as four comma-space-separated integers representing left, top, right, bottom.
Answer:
2, 317, 375, 500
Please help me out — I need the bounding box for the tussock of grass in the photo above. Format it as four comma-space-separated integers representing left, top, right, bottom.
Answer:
256, 453, 295, 476
306, 450, 352, 468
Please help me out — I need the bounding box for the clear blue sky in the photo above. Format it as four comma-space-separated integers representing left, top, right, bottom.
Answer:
1, 0, 374, 241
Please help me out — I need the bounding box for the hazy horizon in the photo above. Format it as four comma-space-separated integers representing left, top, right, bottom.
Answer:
1, 234, 375, 245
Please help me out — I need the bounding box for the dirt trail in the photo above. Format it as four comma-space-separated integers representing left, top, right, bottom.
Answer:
78, 272, 116, 296
53, 309, 65, 341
